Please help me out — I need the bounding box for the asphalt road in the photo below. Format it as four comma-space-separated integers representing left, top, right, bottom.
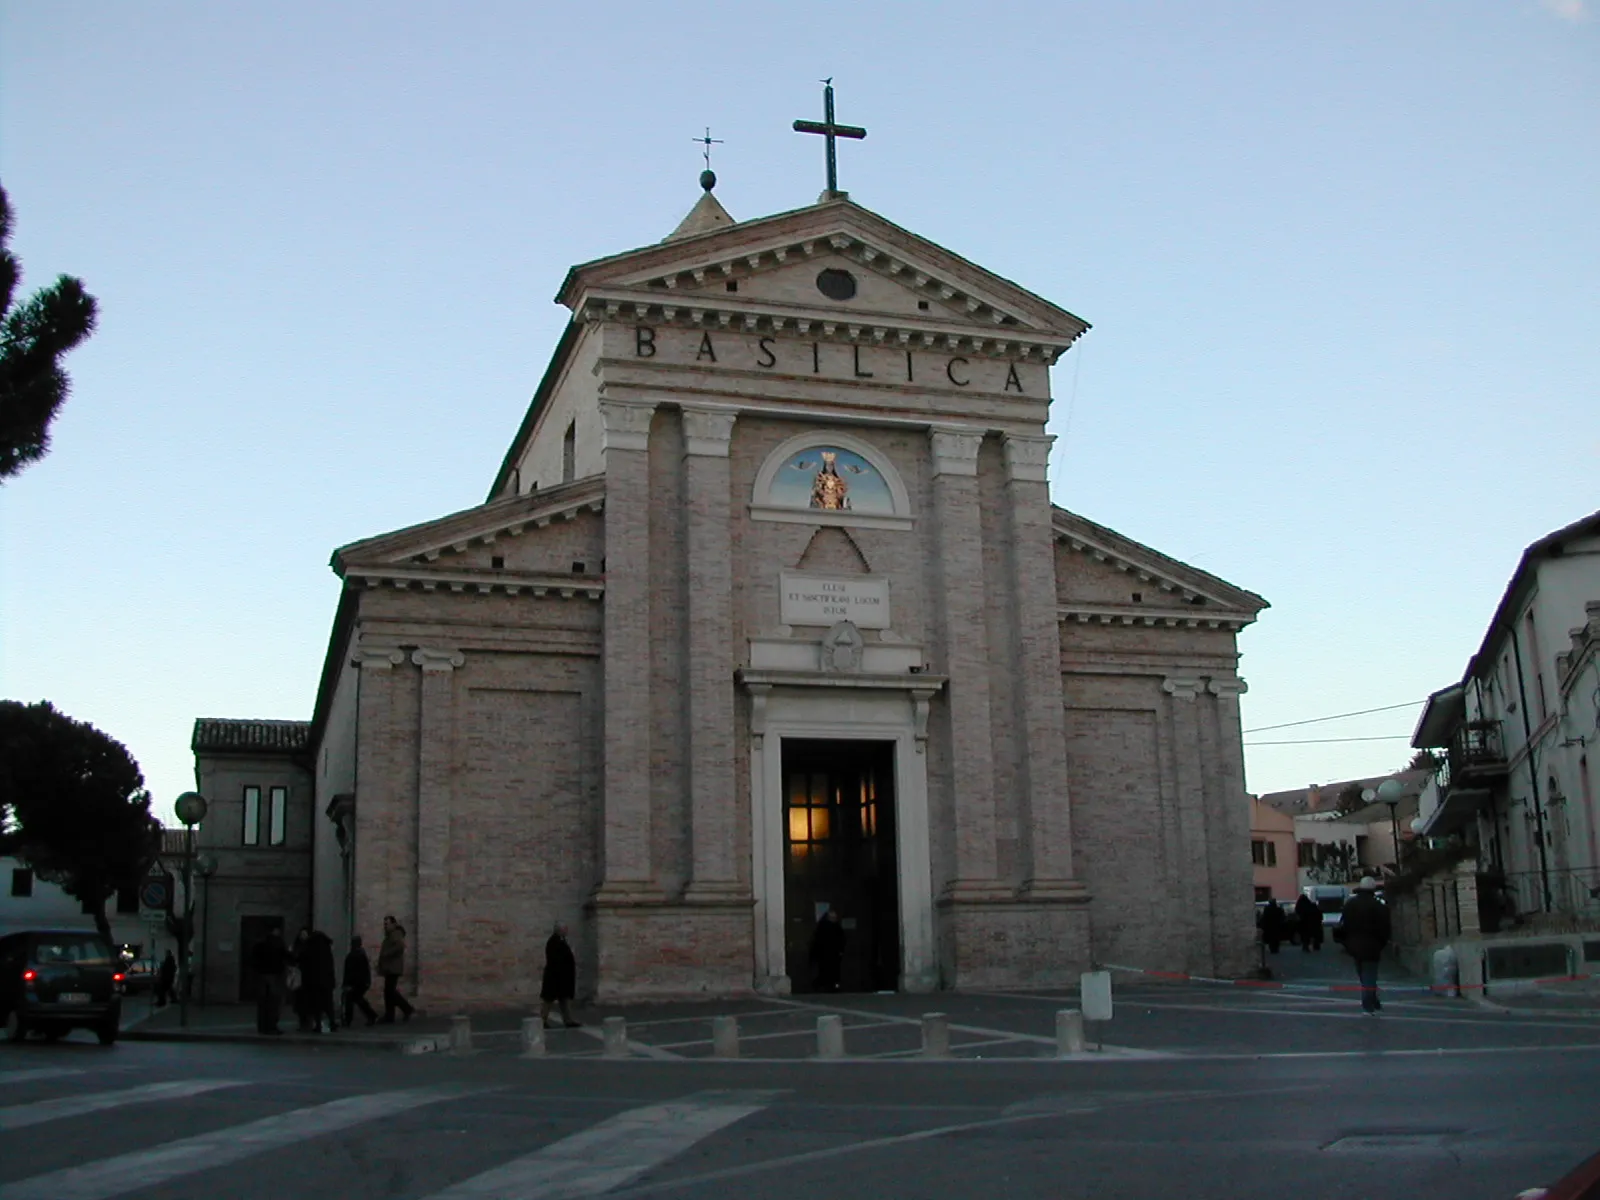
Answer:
4, 975, 1599, 1200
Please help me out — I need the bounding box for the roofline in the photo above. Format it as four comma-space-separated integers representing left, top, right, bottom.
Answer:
307, 586, 357, 752
1462, 509, 1600, 682
487, 321, 582, 502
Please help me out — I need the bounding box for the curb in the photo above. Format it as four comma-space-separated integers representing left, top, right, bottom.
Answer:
122, 1028, 423, 1053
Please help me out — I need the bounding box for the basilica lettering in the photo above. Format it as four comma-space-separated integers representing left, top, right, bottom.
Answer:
634, 325, 1030, 394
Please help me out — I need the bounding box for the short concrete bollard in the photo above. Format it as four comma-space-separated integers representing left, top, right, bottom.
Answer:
520, 1016, 545, 1059
602, 1015, 628, 1058
921, 1012, 950, 1058
816, 1014, 845, 1059
1055, 1009, 1086, 1056
449, 1013, 473, 1056
712, 1014, 740, 1059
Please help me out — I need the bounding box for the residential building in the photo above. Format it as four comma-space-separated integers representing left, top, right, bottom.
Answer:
1248, 797, 1296, 901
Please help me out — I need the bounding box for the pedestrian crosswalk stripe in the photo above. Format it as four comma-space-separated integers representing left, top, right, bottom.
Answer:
0, 1079, 248, 1132
0, 1085, 485, 1200
0, 1069, 85, 1087
423, 1090, 779, 1199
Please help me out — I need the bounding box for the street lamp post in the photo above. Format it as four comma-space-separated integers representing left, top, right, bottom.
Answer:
173, 792, 209, 1029
1377, 777, 1405, 874
194, 852, 217, 1006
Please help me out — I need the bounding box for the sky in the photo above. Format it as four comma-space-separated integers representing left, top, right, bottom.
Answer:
1, 2, 1595, 823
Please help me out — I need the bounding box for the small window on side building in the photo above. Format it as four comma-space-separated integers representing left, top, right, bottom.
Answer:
268, 786, 287, 846
243, 786, 261, 846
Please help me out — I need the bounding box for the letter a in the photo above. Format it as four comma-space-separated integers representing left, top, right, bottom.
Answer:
1005, 363, 1024, 393
697, 332, 717, 362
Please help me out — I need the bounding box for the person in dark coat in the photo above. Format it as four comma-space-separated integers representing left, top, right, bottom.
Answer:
250, 927, 288, 1035
377, 915, 414, 1024
1294, 894, 1323, 952
540, 922, 580, 1029
1339, 877, 1392, 1013
1257, 899, 1287, 954
809, 908, 846, 993
289, 927, 314, 1031
342, 935, 378, 1027
155, 950, 177, 1007
303, 930, 338, 1033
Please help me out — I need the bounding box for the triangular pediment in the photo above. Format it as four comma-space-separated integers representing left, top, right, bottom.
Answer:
333, 477, 606, 594
557, 197, 1089, 356
1053, 506, 1268, 628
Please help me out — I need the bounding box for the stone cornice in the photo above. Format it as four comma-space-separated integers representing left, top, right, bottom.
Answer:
578, 289, 1069, 364
1058, 603, 1254, 632
346, 564, 603, 600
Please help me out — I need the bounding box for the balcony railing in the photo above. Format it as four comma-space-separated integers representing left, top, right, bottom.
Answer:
1495, 867, 1600, 922
1447, 720, 1507, 783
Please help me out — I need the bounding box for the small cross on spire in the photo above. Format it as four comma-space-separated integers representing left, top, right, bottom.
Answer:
793, 79, 866, 199
692, 126, 724, 192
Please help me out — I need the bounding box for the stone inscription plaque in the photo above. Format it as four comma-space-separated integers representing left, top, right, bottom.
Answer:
780, 572, 891, 629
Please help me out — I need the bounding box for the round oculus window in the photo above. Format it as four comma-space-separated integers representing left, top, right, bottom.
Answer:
815, 268, 857, 301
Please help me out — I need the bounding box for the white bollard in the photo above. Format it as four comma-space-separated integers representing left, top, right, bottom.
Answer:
520, 1016, 545, 1059
712, 1014, 740, 1059
1080, 970, 1114, 1022
449, 1013, 473, 1056
816, 1013, 845, 1059
1056, 1009, 1086, 1056
602, 1015, 628, 1058
921, 1012, 950, 1058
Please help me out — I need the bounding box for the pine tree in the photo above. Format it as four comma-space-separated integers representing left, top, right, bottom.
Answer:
0, 183, 99, 481
0, 700, 162, 940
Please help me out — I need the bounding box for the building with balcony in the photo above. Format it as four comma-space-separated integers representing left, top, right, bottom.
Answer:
1411, 510, 1600, 927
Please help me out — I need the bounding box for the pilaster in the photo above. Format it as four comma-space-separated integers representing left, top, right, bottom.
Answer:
351, 645, 408, 958
1002, 433, 1084, 901
1163, 674, 1214, 968
595, 398, 658, 901
928, 425, 1006, 901
411, 647, 462, 1001
681, 405, 745, 903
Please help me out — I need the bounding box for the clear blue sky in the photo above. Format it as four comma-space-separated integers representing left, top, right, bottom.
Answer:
2, 2, 1595, 822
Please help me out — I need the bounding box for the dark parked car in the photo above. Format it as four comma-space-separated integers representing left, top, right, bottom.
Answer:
0, 929, 124, 1044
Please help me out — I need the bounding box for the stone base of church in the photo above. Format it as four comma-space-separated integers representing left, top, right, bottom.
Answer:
936, 899, 1093, 990
589, 899, 756, 1001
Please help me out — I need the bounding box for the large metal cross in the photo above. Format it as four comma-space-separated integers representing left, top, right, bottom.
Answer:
792, 79, 866, 196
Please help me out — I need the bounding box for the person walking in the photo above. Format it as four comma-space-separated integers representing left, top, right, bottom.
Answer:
155, 950, 177, 1007
1339, 877, 1392, 1014
288, 928, 313, 1031
1294, 893, 1323, 952
342, 935, 378, 1027
250, 927, 288, 1035
304, 929, 338, 1033
540, 922, 581, 1029
1258, 899, 1287, 954
377, 915, 414, 1024
809, 908, 846, 993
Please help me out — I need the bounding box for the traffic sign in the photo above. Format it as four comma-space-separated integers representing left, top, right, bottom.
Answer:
139, 875, 172, 912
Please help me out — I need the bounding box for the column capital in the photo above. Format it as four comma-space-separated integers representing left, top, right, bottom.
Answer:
352, 647, 406, 671
681, 405, 737, 457
1002, 432, 1054, 482
598, 398, 657, 452
1162, 675, 1204, 700
928, 425, 983, 477
1206, 676, 1248, 699
411, 647, 465, 673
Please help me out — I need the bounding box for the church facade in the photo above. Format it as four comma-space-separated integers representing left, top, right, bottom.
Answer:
291, 185, 1267, 1006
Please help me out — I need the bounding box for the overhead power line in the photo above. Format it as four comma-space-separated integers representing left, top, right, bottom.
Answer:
1243, 735, 1413, 746
1242, 700, 1425, 735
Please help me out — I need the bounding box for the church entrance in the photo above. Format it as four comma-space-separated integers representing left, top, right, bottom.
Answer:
781, 739, 899, 993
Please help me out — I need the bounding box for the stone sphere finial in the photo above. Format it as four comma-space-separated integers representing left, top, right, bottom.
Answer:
700, 169, 717, 192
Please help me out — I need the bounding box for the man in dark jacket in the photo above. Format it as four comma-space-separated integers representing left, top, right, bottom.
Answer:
1294, 893, 1323, 952
250, 927, 288, 1035
304, 930, 338, 1033
1339, 877, 1391, 1013
377, 915, 414, 1023
1257, 900, 1287, 954
342, 935, 378, 1027
155, 950, 177, 1007
540, 923, 580, 1029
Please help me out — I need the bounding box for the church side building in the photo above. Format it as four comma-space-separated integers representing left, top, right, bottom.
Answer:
265, 183, 1266, 1006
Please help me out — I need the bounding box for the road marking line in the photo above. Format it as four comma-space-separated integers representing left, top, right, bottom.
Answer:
0, 1085, 484, 1200
1128, 1000, 1600, 1030
651, 1019, 904, 1050
423, 1090, 779, 1199
0, 1079, 248, 1132
572, 1026, 683, 1060
0, 1069, 85, 1086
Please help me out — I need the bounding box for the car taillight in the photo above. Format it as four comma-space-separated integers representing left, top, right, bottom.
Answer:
22, 969, 36, 983
113, 973, 125, 983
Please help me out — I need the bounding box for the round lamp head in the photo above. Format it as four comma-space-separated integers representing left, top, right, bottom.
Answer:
194, 852, 218, 878
1376, 778, 1404, 806
1410, 817, 1427, 834
174, 791, 209, 826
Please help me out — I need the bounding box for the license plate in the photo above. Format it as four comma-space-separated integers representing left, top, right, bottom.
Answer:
58, 992, 90, 1004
